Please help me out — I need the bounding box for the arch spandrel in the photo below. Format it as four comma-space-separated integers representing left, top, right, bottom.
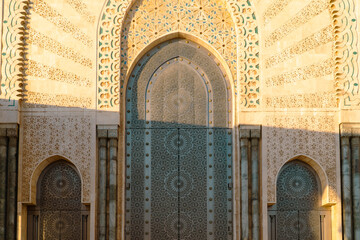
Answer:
120, 0, 237, 83
97, 0, 260, 110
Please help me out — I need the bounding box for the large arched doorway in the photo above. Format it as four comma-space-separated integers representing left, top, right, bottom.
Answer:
124, 39, 233, 239
268, 160, 331, 240
27, 161, 89, 240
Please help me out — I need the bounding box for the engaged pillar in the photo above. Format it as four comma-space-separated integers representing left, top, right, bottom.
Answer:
0, 125, 18, 240
97, 126, 119, 240
341, 137, 353, 240
340, 123, 360, 239
251, 130, 260, 240
352, 137, 360, 239
239, 126, 261, 240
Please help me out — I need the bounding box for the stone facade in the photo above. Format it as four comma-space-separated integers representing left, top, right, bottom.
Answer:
0, 0, 359, 239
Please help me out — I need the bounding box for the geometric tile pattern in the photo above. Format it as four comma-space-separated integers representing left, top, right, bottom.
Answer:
97, 0, 260, 109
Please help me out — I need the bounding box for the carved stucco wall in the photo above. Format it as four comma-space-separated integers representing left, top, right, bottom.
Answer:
0, 0, 27, 109
261, 0, 336, 110
332, 0, 359, 107
0, 0, 358, 207
97, 0, 260, 110
256, 0, 340, 204
21, 114, 95, 203
2, 0, 102, 205
263, 114, 338, 203
0, 0, 354, 110
0, 1, 357, 106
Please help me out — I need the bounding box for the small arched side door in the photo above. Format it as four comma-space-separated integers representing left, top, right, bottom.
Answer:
268, 160, 331, 240
27, 161, 89, 240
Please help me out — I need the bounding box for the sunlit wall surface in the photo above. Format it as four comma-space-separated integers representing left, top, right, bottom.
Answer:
0, 0, 359, 239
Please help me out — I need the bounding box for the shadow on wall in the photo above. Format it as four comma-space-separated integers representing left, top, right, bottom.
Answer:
0, 98, 343, 240
0, 36, 343, 239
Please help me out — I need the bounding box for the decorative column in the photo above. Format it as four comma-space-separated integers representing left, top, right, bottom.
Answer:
97, 126, 118, 240
0, 125, 18, 240
98, 130, 107, 240
251, 130, 260, 240
341, 136, 353, 240
240, 131, 249, 239
340, 123, 360, 239
108, 129, 118, 240
0, 128, 7, 239
6, 128, 18, 240
352, 137, 360, 238
239, 126, 261, 240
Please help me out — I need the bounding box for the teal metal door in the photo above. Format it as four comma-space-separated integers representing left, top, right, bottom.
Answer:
125, 38, 233, 239
125, 128, 232, 239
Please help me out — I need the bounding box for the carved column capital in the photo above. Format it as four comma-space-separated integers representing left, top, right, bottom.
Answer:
97, 125, 119, 139
239, 125, 261, 139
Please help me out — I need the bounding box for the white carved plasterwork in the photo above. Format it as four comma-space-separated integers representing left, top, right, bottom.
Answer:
21, 115, 95, 203
264, 114, 338, 203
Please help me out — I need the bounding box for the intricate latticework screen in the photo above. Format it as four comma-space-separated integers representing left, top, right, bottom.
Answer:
269, 161, 330, 240
125, 39, 233, 239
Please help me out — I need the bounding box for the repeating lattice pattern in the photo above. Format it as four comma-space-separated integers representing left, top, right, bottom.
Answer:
264, 114, 337, 203
97, 0, 260, 109
275, 162, 321, 240
126, 129, 232, 239
126, 39, 230, 129
125, 39, 232, 239
277, 162, 319, 211
22, 115, 93, 203
39, 162, 82, 240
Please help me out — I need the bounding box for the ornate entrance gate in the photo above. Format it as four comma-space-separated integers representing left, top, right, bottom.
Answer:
125, 128, 232, 239
124, 39, 233, 239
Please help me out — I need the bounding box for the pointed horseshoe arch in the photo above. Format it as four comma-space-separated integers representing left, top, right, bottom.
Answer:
97, 0, 260, 110
27, 159, 89, 240
120, 33, 236, 126
29, 155, 85, 205
269, 159, 332, 240
120, 38, 235, 239
273, 155, 332, 206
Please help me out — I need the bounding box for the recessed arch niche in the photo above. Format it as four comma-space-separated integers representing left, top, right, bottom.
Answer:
123, 38, 234, 239
27, 160, 89, 240
268, 160, 331, 240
